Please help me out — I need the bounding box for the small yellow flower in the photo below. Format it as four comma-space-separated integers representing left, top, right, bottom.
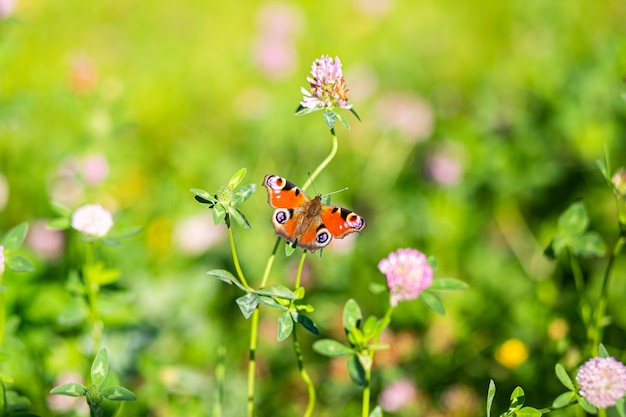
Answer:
495, 338, 529, 369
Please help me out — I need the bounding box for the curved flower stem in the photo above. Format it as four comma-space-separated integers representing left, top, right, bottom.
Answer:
302, 128, 338, 192
228, 226, 250, 289
591, 234, 625, 354
294, 250, 307, 289
363, 306, 394, 417
85, 242, 102, 352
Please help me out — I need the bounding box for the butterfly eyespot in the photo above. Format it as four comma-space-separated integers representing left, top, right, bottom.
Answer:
315, 229, 331, 246
274, 209, 290, 225
346, 213, 364, 229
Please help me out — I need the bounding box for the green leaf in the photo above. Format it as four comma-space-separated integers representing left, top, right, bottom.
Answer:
348, 354, 365, 387
577, 395, 597, 414
294, 313, 320, 335
91, 349, 109, 388
487, 380, 496, 417
616, 397, 626, 417
558, 202, 589, 236
362, 315, 378, 339
228, 207, 251, 230
509, 386, 525, 411
5, 255, 35, 273
255, 285, 298, 300
555, 364, 575, 390
2, 223, 29, 251
50, 382, 88, 397
101, 385, 136, 401
50, 202, 72, 217
369, 406, 383, 417
368, 282, 387, 295
190, 188, 217, 204
295, 105, 318, 116
236, 293, 259, 319
596, 159, 610, 182
323, 109, 337, 130
420, 290, 445, 315
570, 231, 606, 257
598, 343, 609, 358
343, 299, 362, 332
284, 241, 296, 256
232, 184, 256, 206
335, 112, 351, 130
313, 339, 354, 357
277, 312, 294, 341
427, 255, 438, 271
258, 296, 287, 310
108, 226, 142, 241
349, 107, 361, 121
207, 269, 247, 291
228, 168, 247, 189
212, 204, 226, 225
429, 278, 468, 290
516, 407, 543, 417
552, 392, 576, 409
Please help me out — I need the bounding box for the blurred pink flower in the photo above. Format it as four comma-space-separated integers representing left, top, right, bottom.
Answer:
0, 245, 4, 275
576, 356, 626, 409
374, 92, 434, 142
344, 63, 378, 102
27, 220, 65, 260
426, 145, 464, 187
0, 0, 14, 19
253, 2, 303, 79
0, 173, 8, 211
300, 55, 353, 110
378, 248, 433, 307
81, 153, 109, 185
354, 0, 394, 16
378, 378, 418, 412
612, 168, 626, 197
70, 54, 98, 94
173, 212, 226, 255
71, 204, 113, 237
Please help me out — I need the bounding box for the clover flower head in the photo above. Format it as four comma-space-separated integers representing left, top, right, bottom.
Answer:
300, 55, 352, 111
71, 204, 113, 237
378, 248, 433, 307
576, 356, 626, 409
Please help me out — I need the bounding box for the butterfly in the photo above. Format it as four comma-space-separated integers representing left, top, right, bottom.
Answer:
263, 174, 366, 252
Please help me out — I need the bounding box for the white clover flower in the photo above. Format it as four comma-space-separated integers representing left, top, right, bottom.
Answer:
577, 356, 626, 409
71, 204, 113, 237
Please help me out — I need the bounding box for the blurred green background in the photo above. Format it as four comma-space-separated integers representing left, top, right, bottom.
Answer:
1, 0, 626, 415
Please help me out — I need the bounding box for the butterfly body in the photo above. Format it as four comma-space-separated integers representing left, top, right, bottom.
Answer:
263, 174, 366, 252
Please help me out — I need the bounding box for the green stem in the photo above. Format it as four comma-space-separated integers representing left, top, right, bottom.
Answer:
363, 306, 394, 417
85, 242, 102, 352
294, 251, 307, 289
228, 226, 250, 289
292, 327, 315, 417
302, 128, 338, 192
248, 309, 259, 417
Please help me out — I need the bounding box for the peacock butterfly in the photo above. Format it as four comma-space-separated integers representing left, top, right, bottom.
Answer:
262, 174, 366, 252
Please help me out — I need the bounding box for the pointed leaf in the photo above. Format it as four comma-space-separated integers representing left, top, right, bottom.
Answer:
91, 349, 109, 387
369, 406, 383, 417
313, 339, 353, 357
294, 313, 320, 335
50, 383, 88, 397
232, 184, 256, 206
207, 269, 247, 291
284, 241, 296, 256
255, 285, 298, 300
50, 202, 72, 217
616, 398, 626, 417
362, 315, 378, 339
258, 296, 287, 310
277, 312, 294, 341
5, 255, 35, 273
552, 392, 576, 409
558, 202, 588, 236
47, 217, 71, 230
598, 343, 609, 358
571, 232, 606, 257
343, 299, 362, 332
577, 396, 597, 414
420, 290, 445, 315
212, 204, 226, 225
2, 223, 29, 251
596, 159, 610, 182
295, 106, 318, 116
429, 278, 468, 290
516, 407, 543, 417
348, 354, 365, 387
101, 385, 136, 401
236, 293, 259, 319
555, 364, 575, 390
323, 109, 337, 130
228, 207, 251, 230
190, 188, 216, 204
335, 112, 351, 130
509, 386, 525, 411
368, 282, 387, 295
228, 168, 247, 189
487, 380, 496, 417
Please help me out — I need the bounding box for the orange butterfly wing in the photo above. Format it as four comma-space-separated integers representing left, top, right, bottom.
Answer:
263, 174, 310, 209
319, 205, 366, 239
